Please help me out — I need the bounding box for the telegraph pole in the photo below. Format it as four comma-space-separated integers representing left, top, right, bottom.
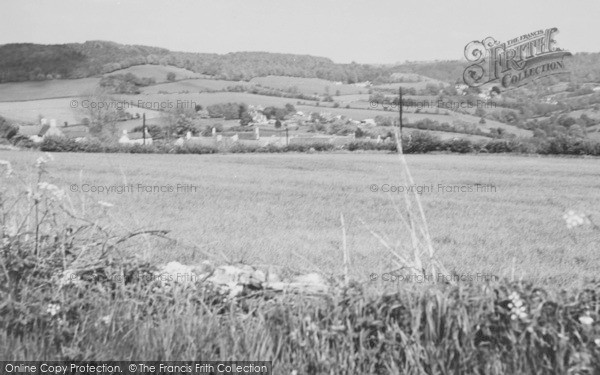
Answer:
285, 126, 289, 146
142, 113, 146, 145
398, 87, 403, 139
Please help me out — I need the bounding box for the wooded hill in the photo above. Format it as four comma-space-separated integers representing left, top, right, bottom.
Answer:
1, 41, 598, 86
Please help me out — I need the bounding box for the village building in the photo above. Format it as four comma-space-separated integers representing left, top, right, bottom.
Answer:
119, 129, 153, 145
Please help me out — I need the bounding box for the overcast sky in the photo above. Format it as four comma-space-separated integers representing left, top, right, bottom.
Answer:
1, 0, 598, 64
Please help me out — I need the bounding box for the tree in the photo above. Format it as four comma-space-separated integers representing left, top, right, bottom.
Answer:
162, 106, 199, 137
568, 124, 585, 138
284, 103, 296, 114
0, 116, 17, 140
166, 72, 176, 81
311, 112, 323, 123
76, 88, 121, 138
240, 112, 253, 126
475, 107, 486, 118
274, 119, 282, 129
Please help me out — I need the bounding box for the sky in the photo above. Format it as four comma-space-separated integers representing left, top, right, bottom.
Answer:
1, 0, 598, 64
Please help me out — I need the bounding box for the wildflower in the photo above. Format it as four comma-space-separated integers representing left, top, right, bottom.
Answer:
100, 315, 112, 325
579, 316, 594, 326
563, 210, 591, 229
44, 152, 54, 161
3, 223, 18, 238
98, 201, 114, 208
38, 182, 66, 201
0, 160, 13, 177
595, 338, 600, 347
508, 291, 528, 320
35, 156, 48, 168
58, 269, 81, 287
331, 324, 346, 332
46, 303, 61, 317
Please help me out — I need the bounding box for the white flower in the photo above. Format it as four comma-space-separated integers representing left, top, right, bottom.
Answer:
46, 303, 61, 316
595, 338, 600, 347
3, 223, 18, 237
0, 160, 13, 177
37, 182, 65, 201
44, 152, 54, 161
579, 316, 594, 326
100, 315, 112, 325
563, 210, 591, 229
508, 291, 528, 321
59, 269, 80, 287
98, 201, 114, 208
35, 156, 48, 168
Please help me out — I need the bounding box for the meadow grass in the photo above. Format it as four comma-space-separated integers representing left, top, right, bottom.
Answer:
1, 151, 598, 373
1, 150, 598, 289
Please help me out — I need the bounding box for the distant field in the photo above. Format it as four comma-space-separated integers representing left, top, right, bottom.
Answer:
141, 78, 251, 94
0, 76, 533, 138
2, 151, 598, 288
109, 65, 207, 83
372, 74, 449, 90
130, 92, 300, 108
0, 98, 161, 125
295, 104, 457, 123
250, 76, 366, 96
0, 78, 100, 102
322, 100, 533, 137
332, 94, 370, 104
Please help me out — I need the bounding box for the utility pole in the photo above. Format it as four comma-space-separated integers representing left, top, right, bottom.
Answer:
398, 87, 403, 139
285, 126, 289, 146
142, 113, 146, 145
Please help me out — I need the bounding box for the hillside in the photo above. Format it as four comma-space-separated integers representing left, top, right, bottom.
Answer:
0, 41, 389, 84
2, 41, 598, 89
392, 53, 600, 85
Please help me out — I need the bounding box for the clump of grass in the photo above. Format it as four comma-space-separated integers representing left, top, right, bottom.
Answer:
355, 127, 448, 282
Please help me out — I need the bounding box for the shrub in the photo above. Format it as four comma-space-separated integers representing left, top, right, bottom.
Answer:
403, 131, 443, 153
444, 138, 474, 153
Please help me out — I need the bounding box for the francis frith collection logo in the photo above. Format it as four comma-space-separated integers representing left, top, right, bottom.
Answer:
463, 27, 571, 90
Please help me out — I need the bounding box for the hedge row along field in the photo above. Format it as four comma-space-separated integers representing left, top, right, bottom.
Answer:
31, 133, 600, 156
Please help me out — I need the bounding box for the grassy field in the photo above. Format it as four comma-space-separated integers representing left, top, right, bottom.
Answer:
141, 78, 253, 93
0, 78, 100, 102
2, 150, 598, 288
127, 91, 301, 108
110, 65, 207, 82
249, 76, 366, 95
0, 97, 162, 125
